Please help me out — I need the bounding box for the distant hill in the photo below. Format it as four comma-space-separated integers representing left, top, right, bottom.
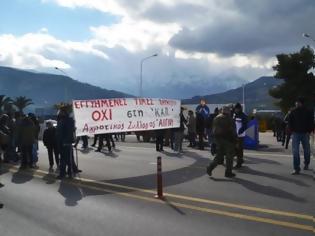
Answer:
182, 76, 282, 112
0, 66, 133, 107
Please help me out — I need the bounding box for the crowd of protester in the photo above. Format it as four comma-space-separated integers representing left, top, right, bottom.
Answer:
151, 98, 249, 178
0, 96, 313, 181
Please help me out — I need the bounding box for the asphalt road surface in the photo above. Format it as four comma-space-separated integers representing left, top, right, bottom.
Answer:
0, 132, 314, 236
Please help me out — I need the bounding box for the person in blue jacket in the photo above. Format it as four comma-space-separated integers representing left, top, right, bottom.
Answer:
195, 98, 210, 150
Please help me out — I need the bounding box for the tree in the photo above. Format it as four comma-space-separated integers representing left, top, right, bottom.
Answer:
13, 96, 33, 113
0, 95, 12, 114
269, 46, 315, 112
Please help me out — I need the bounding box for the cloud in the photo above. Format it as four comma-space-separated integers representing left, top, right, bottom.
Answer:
169, 0, 315, 56
1, 0, 313, 99
0, 31, 108, 69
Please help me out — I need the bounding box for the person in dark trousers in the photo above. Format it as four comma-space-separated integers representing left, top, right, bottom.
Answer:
56, 109, 75, 179
109, 134, 116, 149
43, 122, 59, 170
196, 112, 205, 150
28, 113, 40, 168
207, 108, 219, 156
91, 134, 99, 147
233, 103, 248, 169
187, 110, 196, 148
96, 134, 112, 152
18, 115, 36, 169
74, 135, 88, 149
174, 107, 187, 153
207, 106, 237, 178
288, 97, 314, 175
155, 129, 165, 152
196, 99, 210, 150
282, 109, 292, 149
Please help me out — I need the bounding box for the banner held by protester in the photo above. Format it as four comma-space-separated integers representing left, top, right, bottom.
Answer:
73, 98, 181, 136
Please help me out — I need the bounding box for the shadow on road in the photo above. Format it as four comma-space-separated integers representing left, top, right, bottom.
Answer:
245, 156, 281, 166
233, 178, 306, 203
105, 150, 209, 190
58, 180, 83, 207
11, 168, 34, 184
210, 177, 306, 202
238, 166, 309, 187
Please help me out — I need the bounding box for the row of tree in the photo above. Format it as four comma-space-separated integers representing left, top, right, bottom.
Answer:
269, 46, 315, 112
0, 95, 33, 114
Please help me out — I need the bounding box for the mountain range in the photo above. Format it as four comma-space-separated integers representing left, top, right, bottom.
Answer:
182, 76, 282, 112
0, 66, 281, 113
0, 66, 132, 107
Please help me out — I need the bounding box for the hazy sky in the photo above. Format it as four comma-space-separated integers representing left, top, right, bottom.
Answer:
0, 0, 314, 98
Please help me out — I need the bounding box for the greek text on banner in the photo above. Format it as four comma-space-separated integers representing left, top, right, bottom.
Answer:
72, 98, 181, 136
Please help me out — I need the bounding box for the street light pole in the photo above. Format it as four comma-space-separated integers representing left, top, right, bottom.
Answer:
55, 67, 69, 102
139, 54, 158, 97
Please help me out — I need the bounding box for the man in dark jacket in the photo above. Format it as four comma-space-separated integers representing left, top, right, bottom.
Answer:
233, 103, 248, 168
288, 97, 314, 175
56, 109, 75, 179
43, 122, 59, 170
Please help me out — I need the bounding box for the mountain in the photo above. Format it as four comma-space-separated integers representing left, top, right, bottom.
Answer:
182, 76, 282, 112
0, 66, 133, 107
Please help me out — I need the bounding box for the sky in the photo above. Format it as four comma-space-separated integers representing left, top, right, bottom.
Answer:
0, 0, 314, 99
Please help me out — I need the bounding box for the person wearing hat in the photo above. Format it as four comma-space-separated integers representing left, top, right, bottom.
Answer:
207, 106, 237, 178
288, 97, 314, 175
233, 103, 248, 169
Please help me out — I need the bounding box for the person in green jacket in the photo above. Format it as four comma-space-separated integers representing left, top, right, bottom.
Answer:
207, 106, 237, 178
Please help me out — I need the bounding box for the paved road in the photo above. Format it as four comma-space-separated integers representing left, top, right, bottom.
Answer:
0, 132, 314, 236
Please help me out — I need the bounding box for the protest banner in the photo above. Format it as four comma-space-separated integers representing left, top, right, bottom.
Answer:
72, 98, 181, 136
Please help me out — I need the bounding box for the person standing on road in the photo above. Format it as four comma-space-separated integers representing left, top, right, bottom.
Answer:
96, 133, 112, 152
155, 129, 165, 152
174, 107, 187, 153
187, 110, 196, 148
196, 112, 205, 150
28, 113, 40, 168
207, 106, 237, 178
43, 122, 59, 171
207, 107, 219, 155
56, 109, 75, 179
288, 97, 314, 175
74, 135, 88, 149
19, 115, 36, 169
91, 134, 99, 147
233, 103, 248, 169
196, 99, 210, 150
